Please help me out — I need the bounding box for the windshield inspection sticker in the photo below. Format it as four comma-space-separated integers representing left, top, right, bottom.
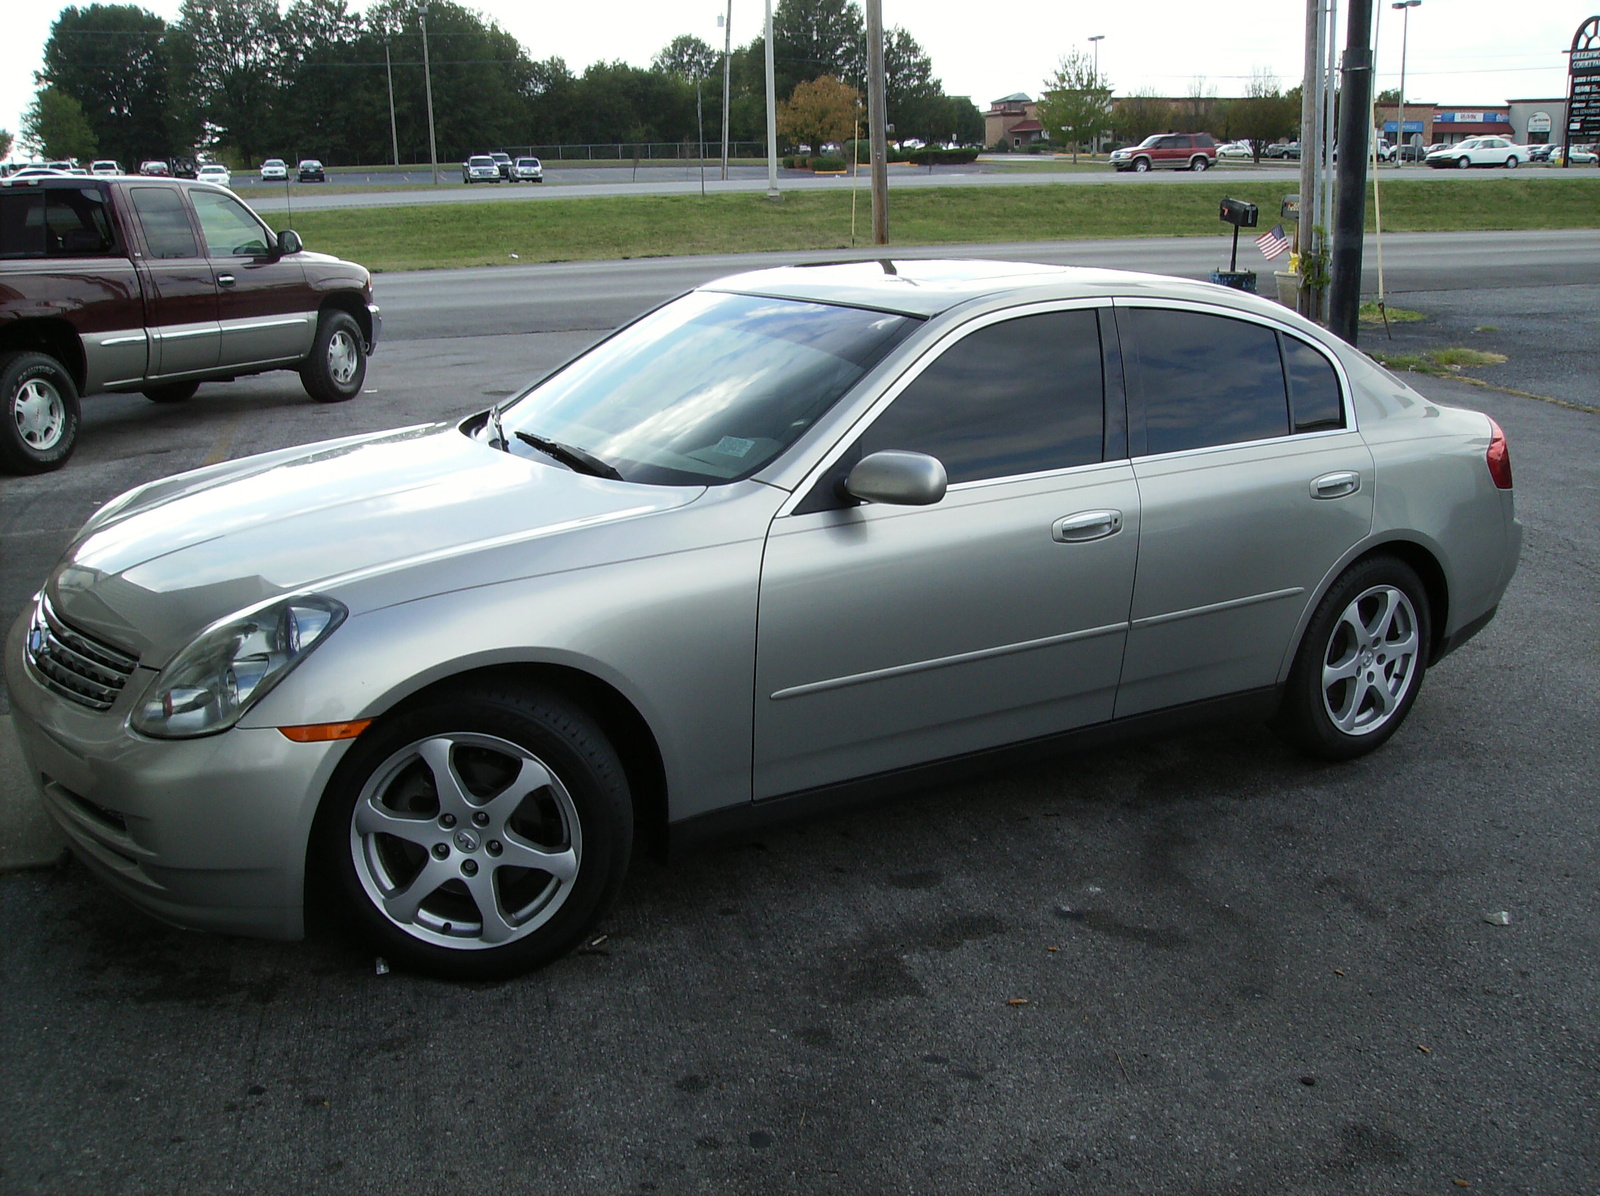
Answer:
712, 436, 756, 457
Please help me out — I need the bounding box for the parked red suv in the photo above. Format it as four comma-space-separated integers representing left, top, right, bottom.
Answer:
1109, 132, 1218, 173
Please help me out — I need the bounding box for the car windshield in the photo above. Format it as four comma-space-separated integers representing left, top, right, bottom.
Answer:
494, 290, 917, 485
1138, 135, 1166, 147
470, 157, 494, 167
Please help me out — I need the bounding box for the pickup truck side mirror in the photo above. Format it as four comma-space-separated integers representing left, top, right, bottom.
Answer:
844, 450, 948, 506
276, 229, 302, 256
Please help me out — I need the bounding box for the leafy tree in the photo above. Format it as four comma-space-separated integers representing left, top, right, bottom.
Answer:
777, 74, 859, 152
1375, 87, 1402, 105
1112, 90, 1173, 145
1232, 70, 1298, 162
39, 5, 173, 165
0, 130, 12, 160
23, 87, 100, 159
883, 27, 942, 143
653, 34, 719, 81
773, 0, 864, 97
275, 0, 366, 163
166, 0, 284, 161
1036, 50, 1111, 161
1174, 77, 1220, 134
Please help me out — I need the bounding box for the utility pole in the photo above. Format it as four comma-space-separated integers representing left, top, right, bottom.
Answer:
420, 3, 439, 185
719, 2, 733, 181
1088, 35, 1105, 155
1393, 0, 1420, 166
1299, 0, 1323, 321
765, 0, 780, 199
385, 41, 400, 167
865, 0, 888, 244
1329, 0, 1376, 344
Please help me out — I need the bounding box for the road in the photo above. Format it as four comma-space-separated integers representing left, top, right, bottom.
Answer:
1, 237, 1597, 1194
242, 159, 1596, 213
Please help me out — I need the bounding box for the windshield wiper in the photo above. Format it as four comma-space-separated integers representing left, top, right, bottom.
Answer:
514, 431, 623, 480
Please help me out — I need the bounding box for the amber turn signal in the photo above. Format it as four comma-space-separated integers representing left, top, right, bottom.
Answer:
278, 720, 372, 742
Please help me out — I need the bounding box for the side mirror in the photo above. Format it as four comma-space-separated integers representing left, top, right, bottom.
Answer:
276, 229, 302, 255
844, 450, 947, 506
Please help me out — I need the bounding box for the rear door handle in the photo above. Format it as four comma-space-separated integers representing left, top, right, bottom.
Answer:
1052, 509, 1123, 542
1311, 471, 1361, 499
216, 274, 236, 288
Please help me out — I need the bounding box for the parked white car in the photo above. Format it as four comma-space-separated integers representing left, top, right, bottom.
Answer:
260, 158, 288, 181
1424, 136, 1525, 169
90, 160, 122, 176
1217, 142, 1253, 160
510, 156, 544, 182
196, 163, 232, 189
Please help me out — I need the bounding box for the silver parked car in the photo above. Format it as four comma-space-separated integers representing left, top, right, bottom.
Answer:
6, 261, 1521, 979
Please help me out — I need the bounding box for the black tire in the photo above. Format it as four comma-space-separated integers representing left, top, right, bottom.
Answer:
1190, 156, 1210, 172
1505, 156, 1518, 169
1133, 157, 1151, 173
299, 309, 366, 403
142, 381, 199, 404
1, 350, 80, 474
1456, 156, 1471, 169
313, 685, 634, 980
1274, 556, 1432, 761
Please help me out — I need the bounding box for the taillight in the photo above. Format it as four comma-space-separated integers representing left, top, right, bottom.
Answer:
1486, 417, 1513, 489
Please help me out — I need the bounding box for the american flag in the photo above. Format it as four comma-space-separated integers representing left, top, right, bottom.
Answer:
1255, 224, 1291, 260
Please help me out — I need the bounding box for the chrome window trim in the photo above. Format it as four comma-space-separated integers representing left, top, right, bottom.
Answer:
775, 297, 1117, 519
1110, 294, 1359, 442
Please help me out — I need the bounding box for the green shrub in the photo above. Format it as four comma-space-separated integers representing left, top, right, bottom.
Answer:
811, 155, 847, 172
906, 147, 982, 166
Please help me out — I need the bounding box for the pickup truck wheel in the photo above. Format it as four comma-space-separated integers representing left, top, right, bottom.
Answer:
1, 351, 79, 474
300, 310, 366, 403
142, 381, 199, 404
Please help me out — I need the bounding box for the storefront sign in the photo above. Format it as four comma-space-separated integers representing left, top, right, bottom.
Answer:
1568, 17, 1600, 140
1527, 112, 1552, 134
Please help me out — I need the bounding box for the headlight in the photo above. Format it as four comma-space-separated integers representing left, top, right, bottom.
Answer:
131, 595, 346, 739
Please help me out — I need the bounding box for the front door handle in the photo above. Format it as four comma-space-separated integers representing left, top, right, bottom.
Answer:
216, 274, 236, 288
1052, 509, 1123, 542
1311, 471, 1361, 500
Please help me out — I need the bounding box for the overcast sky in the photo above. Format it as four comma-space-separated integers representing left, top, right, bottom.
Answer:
1, 0, 1579, 157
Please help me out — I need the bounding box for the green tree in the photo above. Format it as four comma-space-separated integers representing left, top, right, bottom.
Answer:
39, 4, 173, 166
1232, 70, 1298, 162
0, 130, 13, 160
1036, 50, 1111, 161
23, 87, 100, 159
166, 0, 283, 161
653, 34, 719, 81
883, 27, 942, 143
773, 0, 864, 97
1112, 90, 1173, 145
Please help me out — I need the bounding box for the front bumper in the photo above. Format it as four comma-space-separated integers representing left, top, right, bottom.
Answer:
367, 302, 382, 356
6, 610, 349, 941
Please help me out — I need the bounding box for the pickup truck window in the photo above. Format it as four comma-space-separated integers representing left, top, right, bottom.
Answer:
0, 187, 115, 258
191, 189, 271, 257
129, 186, 198, 258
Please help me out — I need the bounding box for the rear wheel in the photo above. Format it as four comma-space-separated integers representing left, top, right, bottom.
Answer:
314, 686, 634, 979
1, 351, 79, 474
1275, 556, 1431, 761
142, 381, 199, 404
1505, 156, 1518, 169
299, 309, 366, 403
1190, 156, 1210, 172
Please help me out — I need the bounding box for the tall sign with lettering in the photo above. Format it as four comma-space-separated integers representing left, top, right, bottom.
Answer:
1567, 16, 1600, 166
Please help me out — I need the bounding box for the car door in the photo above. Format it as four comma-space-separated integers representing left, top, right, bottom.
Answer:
125, 184, 219, 378
752, 305, 1140, 799
189, 187, 312, 368
1112, 302, 1374, 718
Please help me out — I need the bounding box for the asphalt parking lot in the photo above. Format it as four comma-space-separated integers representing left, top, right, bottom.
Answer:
1, 253, 1596, 1194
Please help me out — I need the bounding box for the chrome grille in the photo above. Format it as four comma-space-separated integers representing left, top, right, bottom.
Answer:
24, 595, 139, 711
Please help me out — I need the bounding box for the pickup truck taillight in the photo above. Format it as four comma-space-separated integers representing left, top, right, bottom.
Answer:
1486, 417, 1512, 489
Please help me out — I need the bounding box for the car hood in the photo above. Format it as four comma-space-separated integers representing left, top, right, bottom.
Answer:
48, 424, 702, 667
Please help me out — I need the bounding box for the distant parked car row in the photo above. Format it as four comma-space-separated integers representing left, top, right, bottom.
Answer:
462, 152, 543, 183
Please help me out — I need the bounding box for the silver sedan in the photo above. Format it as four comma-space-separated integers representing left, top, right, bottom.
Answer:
6, 261, 1522, 978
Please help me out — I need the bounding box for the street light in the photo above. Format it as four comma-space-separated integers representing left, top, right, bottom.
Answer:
419, 2, 440, 185
1088, 35, 1105, 155
1392, 0, 1420, 167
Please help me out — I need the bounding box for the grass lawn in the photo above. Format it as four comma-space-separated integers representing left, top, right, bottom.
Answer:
287, 177, 1600, 272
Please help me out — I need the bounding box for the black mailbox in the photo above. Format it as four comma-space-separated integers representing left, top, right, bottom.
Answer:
1218, 197, 1259, 228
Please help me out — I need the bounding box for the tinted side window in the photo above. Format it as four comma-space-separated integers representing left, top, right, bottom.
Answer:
1282, 335, 1345, 432
0, 189, 113, 258
129, 187, 198, 258
1127, 308, 1289, 455
855, 310, 1105, 485
0, 192, 45, 258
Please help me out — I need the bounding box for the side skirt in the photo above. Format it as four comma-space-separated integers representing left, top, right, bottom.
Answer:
667, 686, 1282, 858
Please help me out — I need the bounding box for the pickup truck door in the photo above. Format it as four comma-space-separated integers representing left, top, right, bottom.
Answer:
125, 184, 219, 378
189, 188, 312, 369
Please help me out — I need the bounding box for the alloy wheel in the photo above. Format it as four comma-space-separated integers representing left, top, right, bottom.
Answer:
12, 377, 66, 451
1320, 584, 1421, 736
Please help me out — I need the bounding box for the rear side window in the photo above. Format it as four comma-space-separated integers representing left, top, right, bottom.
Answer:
129, 186, 198, 258
0, 187, 114, 258
855, 309, 1107, 485
1282, 335, 1345, 431
1126, 308, 1289, 454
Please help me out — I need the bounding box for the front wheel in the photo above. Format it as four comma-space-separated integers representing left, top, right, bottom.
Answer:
1133, 157, 1151, 173
299, 310, 367, 403
1457, 156, 1471, 169
1275, 556, 1431, 761
1190, 156, 1209, 172
314, 687, 634, 979
1, 351, 80, 474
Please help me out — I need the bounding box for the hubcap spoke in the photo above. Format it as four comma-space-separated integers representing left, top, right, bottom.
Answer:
463, 872, 519, 943
498, 833, 578, 883
481, 756, 553, 823
353, 797, 436, 847
416, 737, 474, 817
383, 857, 455, 924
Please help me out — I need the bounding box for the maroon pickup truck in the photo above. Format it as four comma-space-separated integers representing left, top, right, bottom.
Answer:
0, 175, 379, 473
